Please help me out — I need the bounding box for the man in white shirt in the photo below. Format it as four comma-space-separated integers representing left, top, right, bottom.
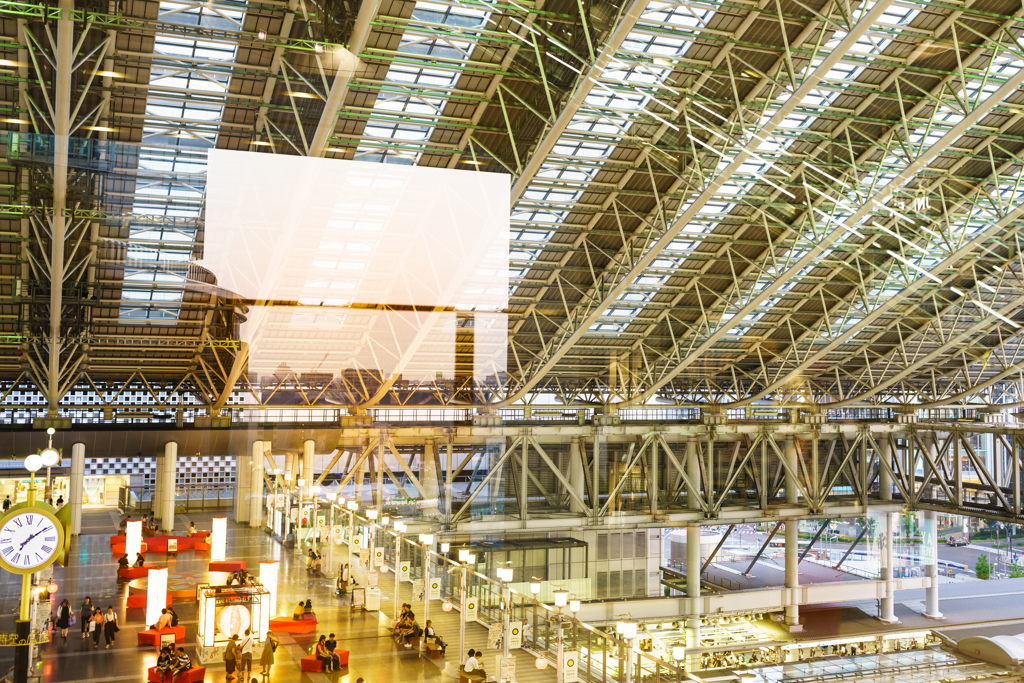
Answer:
154, 609, 172, 631
463, 650, 479, 673
238, 628, 254, 678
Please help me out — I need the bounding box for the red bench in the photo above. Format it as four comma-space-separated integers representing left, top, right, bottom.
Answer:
137, 625, 186, 646
118, 565, 158, 580
301, 656, 325, 672
195, 542, 211, 551
268, 616, 317, 634
208, 561, 245, 572
147, 666, 206, 683
127, 593, 172, 609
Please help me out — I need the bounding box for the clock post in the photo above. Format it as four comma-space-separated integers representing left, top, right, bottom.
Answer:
12, 459, 39, 683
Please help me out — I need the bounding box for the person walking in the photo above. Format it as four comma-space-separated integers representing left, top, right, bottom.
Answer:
89, 609, 103, 648
224, 634, 238, 681
238, 628, 253, 679
103, 606, 118, 648
55, 600, 71, 642
79, 598, 93, 639
2, 496, 10, 512
260, 633, 279, 675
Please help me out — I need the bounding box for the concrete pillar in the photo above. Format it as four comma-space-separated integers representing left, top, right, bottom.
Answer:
880, 512, 897, 622
284, 452, 296, 537
686, 440, 700, 511
649, 438, 658, 515
70, 443, 84, 536
302, 440, 316, 486
879, 437, 892, 502
685, 439, 701, 656
685, 525, 700, 652
785, 520, 800, 630
153, 452, 164, 520
250, 441, 265, 528
420, 440, 440, 518
160, 442, 177, 533
569, 440, 586, 514
923, 510, 942, 619
784, 440, 798, 505
234, 452, 251, 524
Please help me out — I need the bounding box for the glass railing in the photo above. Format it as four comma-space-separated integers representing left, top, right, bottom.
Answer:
118, 485, 235, 513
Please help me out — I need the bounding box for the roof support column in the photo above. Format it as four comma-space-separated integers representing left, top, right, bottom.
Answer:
48, 0, 74, 415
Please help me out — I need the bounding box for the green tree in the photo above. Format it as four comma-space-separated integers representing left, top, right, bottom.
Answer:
976, 554, 991, 579
1010, 563, 1024, 579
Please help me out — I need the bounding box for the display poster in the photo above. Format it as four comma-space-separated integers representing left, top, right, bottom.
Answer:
359, 548, 369, 567
367, 570, 378, 588
351, 588, 365, 608
487, 623, 502, 649
466, 598, 477, 621
498, 656, 516, 683
375, 549, 384, 566
413, 578, 424, 601
400, 561, 411, 582
429, 578, 441, 600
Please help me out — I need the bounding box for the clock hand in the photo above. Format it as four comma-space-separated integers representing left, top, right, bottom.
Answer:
19, 530, 42, 550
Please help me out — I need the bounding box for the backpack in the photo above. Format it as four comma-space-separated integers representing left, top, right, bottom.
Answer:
170, 611, 179, 627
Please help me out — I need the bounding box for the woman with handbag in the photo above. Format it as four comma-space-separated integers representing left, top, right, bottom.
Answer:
103, 606, 118, 648
89, 609, 104, 649
260, 633, 279, 675
56, 600, 71, 642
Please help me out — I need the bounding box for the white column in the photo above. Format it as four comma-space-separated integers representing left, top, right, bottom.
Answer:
250, 441, 265, 528
923, 510, 943, 619
234, 452, 251, 524
785, 520, 800, 630
880, 512, 897, 622
421, 440, 441, 518
160, 442, 177, 533
878, 438, 897, 622
153, 453, 164, 520
685, 440, 700, 657
685, 525, 700, 649
70, 443, 84, 536
302, 440, 314, 484
569, 440, 585, 514
784, 440, 798, 505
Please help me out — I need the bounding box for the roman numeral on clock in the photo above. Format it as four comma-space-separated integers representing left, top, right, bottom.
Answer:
12, 553, 21, 564
13, 519, 21, 528
25, 515, 32, 525
41, 545, 52, 554
1, 546, 11, 556
44, 537, 55, 542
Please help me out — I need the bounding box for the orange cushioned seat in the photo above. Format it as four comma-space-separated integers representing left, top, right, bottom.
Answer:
137, 626, 185, 646
268, 616, 317, 634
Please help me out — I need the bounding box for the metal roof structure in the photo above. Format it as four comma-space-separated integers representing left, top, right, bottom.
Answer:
2, 0, 1024, 416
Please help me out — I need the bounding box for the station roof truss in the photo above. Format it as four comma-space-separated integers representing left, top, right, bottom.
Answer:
2, 0, 1024, 415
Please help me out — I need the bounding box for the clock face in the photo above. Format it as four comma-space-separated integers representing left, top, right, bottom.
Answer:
0, 510, 60, 572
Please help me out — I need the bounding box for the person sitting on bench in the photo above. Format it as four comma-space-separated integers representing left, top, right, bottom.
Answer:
293, 602, 305, 620
424, 620, 446, 655
155, 645, 175, 678
117, 554, 130, 571
173, 648, 192, 675
133, 553, 146, 568
314, 635, 336, 672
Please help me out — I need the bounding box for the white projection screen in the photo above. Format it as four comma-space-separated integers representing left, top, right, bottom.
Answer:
201, 150, 509, 401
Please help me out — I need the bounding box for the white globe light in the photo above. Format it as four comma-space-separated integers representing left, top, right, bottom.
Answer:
442, 600, 453, 612
535, 658, 548, 670
380, 563, 390, 573
24, 454, 42, 472
40, 448, 59, 467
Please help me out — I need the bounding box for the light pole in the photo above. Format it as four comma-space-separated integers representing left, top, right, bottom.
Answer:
282, 472, 292, 540
553, 589, 568, 683
367, 509, 378, 578
295, 478, 306, 554
347, 501, 358, 577
40, 427, 59, 502
457, 550, 475, 670
419, 533, 433, 648
272, 469, 281, 534
326, 492, 338, 574
394, 520, 406, 620
497, 565, 513, 659
616, 620, 637, 683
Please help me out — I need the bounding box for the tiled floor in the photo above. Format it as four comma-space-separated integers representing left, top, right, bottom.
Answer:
0, 510, 561, 683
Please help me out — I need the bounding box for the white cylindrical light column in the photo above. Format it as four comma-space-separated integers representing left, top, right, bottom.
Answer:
70, 442, 85, 535
126, 520, 143, 565
211, 516, 228, 561
250, 441, 265, 528
234, 451, 252, 524
260, 560, 279, 627
146, 567, 168, 626
160, 441, 177, 533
